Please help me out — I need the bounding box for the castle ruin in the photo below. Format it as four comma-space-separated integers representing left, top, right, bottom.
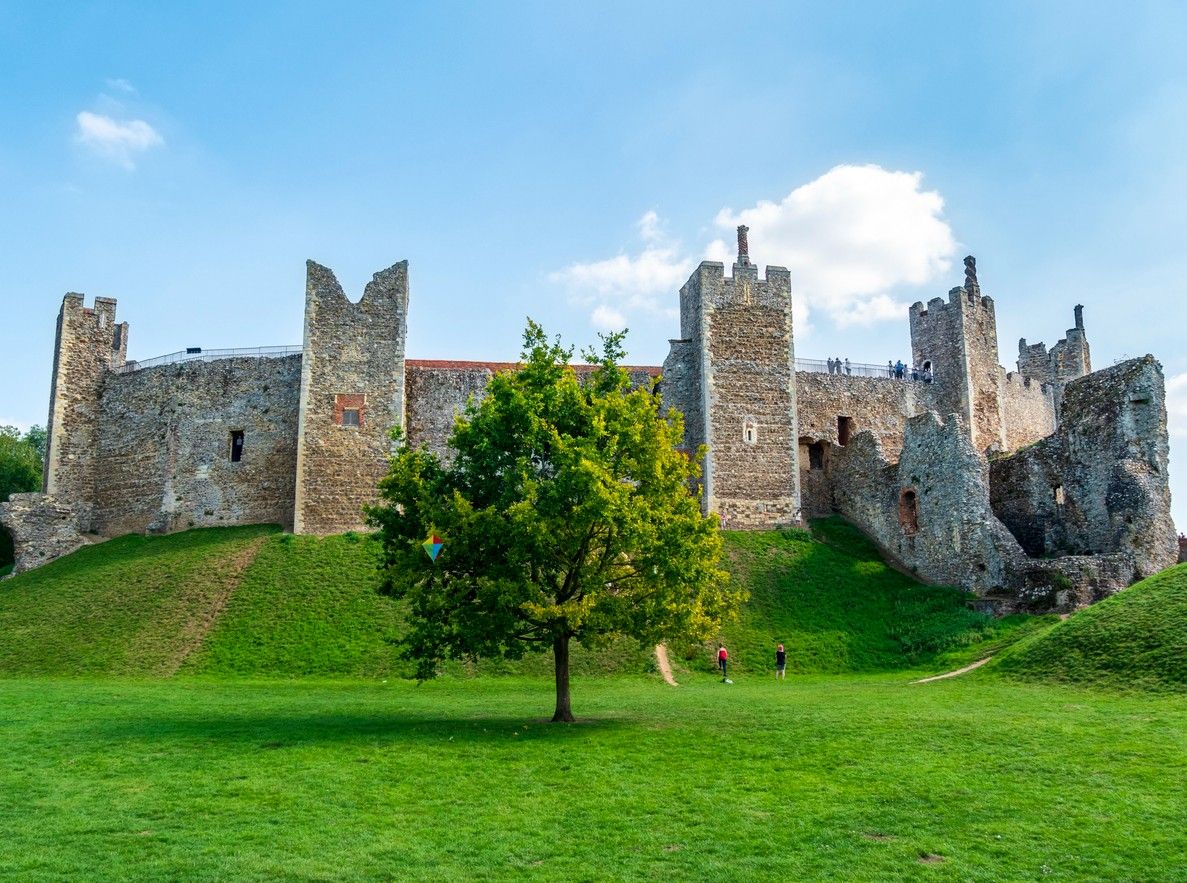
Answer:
1, 231, 1176, 611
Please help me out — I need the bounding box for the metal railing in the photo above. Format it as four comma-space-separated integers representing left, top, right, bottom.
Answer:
796, 357, 929, 381
114, 345, 303, 375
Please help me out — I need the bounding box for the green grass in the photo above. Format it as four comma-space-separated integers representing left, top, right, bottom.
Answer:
0, 674, 1184, 880
0, 519, 1032, 679
997, 563, 1187, 691
0, 525, 279, 676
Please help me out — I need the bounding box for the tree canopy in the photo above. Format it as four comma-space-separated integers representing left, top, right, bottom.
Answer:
1, 425, 45, 570
368, 322, 738, 721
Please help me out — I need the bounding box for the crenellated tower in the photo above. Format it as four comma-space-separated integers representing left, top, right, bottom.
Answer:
293, 261, 409, 534
43, 294, 128, 501
909, 256, 1006, 453
661, 226, 800, 528
1017, 305, 1091, 418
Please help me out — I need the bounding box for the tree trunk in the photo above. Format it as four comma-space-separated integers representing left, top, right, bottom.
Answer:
551, 633, 575, 722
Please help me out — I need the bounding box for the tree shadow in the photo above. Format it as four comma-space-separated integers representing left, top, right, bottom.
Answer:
84, 709, 626, 748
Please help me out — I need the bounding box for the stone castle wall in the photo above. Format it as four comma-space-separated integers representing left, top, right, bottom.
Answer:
1000, 370, 1056, 451
294, 261, 408, 535
95, 355, 301, 536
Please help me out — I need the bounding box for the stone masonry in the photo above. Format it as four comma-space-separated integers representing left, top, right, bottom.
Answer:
10, 244, 1177, 613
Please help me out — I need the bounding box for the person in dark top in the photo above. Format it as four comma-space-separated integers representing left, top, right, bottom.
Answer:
717, 645, 729, 682
775, 643, 787, 681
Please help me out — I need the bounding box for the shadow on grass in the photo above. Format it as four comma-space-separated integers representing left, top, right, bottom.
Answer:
83, 711, 627, 747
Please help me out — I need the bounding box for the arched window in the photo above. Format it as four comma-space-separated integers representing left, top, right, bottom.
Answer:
742, 416, 758, 446
898, 489, 919, 535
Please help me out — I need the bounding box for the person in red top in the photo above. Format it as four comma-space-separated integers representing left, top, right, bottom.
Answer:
717, 644, 729, 682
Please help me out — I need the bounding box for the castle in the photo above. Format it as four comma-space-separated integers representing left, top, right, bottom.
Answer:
1, 228, 1176, 611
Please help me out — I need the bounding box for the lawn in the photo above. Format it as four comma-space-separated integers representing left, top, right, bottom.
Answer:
1, 673, 1184, 881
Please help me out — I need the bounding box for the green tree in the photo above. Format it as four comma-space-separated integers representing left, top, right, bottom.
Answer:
0, 426, 43, 502
368, 321, 738, 721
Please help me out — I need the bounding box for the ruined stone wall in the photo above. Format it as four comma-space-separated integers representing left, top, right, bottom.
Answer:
990, 356, 1175, 579
94, 355, 301, 536
660, 339, 702, 457
43, 295, 128, 502
294, 261, 408, 535
795, 373, 938, 461
831, 413, 1137, 612
674, 259, 798, 529
0, 493, 94, 576
1000, 370, 1056, 451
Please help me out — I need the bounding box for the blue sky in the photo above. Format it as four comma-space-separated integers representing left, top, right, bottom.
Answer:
2, 1, 1185, 528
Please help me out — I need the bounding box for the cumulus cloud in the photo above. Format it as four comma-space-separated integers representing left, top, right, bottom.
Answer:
709, 164, 957, 328
549, 211, 691, 329
1167, 372, 1187, 438
75, 110, 163, 170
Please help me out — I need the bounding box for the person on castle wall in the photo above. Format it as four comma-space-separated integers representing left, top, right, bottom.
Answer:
911, 365, 920, 382
895, 360, 906, 380
888, 360, 894, 378
922, 366, 933, 384
835, 357, 842, 376
718, 644, 730, 682
844, 358, 851, 376
775, 643, 787, 681
827, 357, 835, 375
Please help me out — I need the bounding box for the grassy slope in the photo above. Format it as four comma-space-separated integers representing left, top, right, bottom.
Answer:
702, 518, 1035, 675
0, 675, 1184, 881
0, 519, 1032, 679
996, 563, 1187, 690
0, 526, 278, 676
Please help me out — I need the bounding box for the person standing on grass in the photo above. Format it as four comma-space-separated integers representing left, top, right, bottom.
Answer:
717, 644, 729, 681
775, 643, 787, 681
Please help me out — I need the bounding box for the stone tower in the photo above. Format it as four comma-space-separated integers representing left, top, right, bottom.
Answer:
43, 294, 128, 501
909, 256, 1006, 453
293, 261, 409, 534
661, 227, 800, 528
1017, 305, 1092, 418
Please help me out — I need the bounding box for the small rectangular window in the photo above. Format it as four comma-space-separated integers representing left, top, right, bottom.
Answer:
341, 409, 361, 427
837, 416, 852, 446
229, 430, 245, 462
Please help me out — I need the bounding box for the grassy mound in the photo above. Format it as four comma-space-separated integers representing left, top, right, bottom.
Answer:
0, 526, 279, 676
695, 518, 1019, 675
996, 563, 1187, 691
0, 518, 1025, 679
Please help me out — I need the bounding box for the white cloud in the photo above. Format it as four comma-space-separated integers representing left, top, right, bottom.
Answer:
1167, 372, 1187, 438
590, 304, 628, 330
711, 164, 957, 328
75, 111, 163, 170
551, 165, 956, 335
549, 211, 691, 329
105, 78, 137, 94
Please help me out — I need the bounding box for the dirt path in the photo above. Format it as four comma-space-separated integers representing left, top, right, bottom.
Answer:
911, 655, 993, 684
654, 644, 678, 686
159, 536, 269, 676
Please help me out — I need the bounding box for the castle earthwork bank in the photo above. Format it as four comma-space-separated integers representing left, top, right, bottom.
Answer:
2, 228, 1176, 612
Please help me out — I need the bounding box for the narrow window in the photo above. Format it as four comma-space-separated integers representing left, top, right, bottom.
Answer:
334, 393, 366, 427
742, 417, 758, 446
808, 441, 824, 471
341, 409, 361, 427
229, 430, 245, 463
837, 416, 852, 446
1053, 485, 1065, 505
899, 489, 919, 535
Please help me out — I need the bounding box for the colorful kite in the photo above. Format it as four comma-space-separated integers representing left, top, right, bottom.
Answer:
422, 534, 444, 562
